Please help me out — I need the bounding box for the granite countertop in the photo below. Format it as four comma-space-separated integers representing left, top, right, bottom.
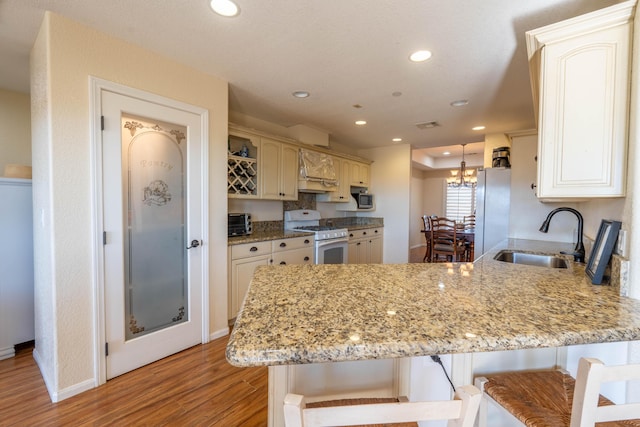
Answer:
228, 219, 384, 246
226, 239, 640, 367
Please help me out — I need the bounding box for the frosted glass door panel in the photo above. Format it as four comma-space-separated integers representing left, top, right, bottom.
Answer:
122, 114, 187, 340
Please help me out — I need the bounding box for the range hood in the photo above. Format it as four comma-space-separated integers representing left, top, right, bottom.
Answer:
298, 149, 338, 193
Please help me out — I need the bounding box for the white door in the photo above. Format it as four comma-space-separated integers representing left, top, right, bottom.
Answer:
101, 90, 205, 379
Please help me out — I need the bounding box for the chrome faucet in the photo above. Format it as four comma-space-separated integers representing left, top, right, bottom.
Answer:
539, 207, 585, 263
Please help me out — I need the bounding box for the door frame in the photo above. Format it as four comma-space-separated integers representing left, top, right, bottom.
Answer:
89, 77, 209, 385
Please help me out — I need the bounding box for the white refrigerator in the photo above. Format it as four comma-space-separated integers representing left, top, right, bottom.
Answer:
474, 168, 511, 260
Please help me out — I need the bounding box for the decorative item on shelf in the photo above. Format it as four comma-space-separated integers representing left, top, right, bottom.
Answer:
240, 144, 249, 157
447, 144, 476, 188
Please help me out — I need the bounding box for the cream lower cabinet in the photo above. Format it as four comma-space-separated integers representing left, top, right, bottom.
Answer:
271, 236, 314, 266
526, 2, 633, 201
348, 227, 383, 264
260, 138, 298, 201
229, 241, 271, 320
229, 236, 315, 320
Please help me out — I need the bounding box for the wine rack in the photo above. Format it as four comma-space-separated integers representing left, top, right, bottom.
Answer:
228, 155, 258, 197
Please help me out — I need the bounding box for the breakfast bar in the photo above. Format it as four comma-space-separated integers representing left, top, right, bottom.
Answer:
226, 239, 640, 425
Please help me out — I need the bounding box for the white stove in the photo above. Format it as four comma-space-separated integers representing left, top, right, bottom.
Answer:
284, 210, 349, 264
284, 210, 348, 241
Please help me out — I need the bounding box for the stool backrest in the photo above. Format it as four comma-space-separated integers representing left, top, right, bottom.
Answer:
571, 357, 640, 426
284, 385, 481, 427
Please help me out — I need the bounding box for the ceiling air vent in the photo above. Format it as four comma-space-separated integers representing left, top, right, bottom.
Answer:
415, 121, 440, 130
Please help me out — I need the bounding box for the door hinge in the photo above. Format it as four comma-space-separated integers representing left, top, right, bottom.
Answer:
101, 115, 105, 131
105, 342, 109, 356
103, 231, 107, 245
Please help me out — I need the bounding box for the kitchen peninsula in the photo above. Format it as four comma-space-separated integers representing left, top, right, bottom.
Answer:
226, 239, 640, 426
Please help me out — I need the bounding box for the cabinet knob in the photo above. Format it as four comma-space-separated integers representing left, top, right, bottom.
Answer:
363, 231, 367, 235
250, 246, 258, 252
374, 230, 378, 234
279, 261, 286, 265
350, 233, 354, 237
304, 239, 310, 244
280, 242, 287, 248
531, 183, 537, 190
304, 256, 310, 261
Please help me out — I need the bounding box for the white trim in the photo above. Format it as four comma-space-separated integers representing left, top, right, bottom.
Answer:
0, 347, 15, 360
210, 327, 229, 341
88, 76, 210, 387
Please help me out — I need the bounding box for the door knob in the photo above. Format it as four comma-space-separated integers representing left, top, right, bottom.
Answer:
186, 239, 201, 249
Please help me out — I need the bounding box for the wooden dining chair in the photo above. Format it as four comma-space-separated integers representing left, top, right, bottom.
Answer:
475, 357, 640, 427
283, 384, 482, 427
430, 217, 461, 262
421, 215, 432, 262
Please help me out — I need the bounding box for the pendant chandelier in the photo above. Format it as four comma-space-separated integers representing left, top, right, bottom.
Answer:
447, 144, 477, 188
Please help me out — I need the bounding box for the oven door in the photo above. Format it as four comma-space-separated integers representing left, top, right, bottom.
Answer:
316, 237, 348, 264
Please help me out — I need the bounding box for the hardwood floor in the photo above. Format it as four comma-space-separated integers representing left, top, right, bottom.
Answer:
0, 336, 268, 426
409, 246, 427, 263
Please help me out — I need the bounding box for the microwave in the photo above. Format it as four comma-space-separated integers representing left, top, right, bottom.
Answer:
228, 213, 252, 237
352, 192, 374, 209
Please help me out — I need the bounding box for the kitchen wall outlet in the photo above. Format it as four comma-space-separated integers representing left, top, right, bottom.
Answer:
616, 229, 628, 257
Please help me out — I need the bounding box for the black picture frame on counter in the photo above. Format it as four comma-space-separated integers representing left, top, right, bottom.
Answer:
586, 220, 621, 285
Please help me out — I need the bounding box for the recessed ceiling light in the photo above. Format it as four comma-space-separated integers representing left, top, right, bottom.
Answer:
472, 125, 486, 131
355, 120, 367, 126
209, 0, 239, 17
292, 91, 310, 98
443, 151, 451, 156
409, 50, 432, 62
450, 99, 469, 107
392, 138, 402, 143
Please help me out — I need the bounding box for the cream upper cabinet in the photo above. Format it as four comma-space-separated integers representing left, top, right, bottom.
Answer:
526, 1, 633, 201
260, 138, 299, 201
349, 161, 370, 187
316, 156, 351, 203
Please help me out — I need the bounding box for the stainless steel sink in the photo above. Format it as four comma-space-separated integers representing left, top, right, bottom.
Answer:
494, 250, 569, 269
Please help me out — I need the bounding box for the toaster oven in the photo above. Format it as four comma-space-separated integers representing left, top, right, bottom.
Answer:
228, 213, 252, 237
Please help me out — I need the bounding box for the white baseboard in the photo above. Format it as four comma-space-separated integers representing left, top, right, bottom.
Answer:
0, 346, 15, 360
210, 327, 229, 340
33, 347, 97, 402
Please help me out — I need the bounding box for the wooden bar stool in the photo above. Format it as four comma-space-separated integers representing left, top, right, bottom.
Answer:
475, 357, 640, 426
283, 384, 482, 427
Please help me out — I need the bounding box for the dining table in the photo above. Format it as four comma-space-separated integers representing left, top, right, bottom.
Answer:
421, 227, 475, 262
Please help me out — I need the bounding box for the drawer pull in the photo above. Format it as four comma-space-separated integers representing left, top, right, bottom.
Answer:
304, 239, 310, 244
349, 233, 354, 237
363, 231, 367, 235
280, 261, 286, 265
280, 242, 287, 248
250, 246, 258, 252
304, 256, 310, 261
374, 230, 378, 234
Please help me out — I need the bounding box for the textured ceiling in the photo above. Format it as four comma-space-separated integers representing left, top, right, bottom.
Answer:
0, 0, 625, 156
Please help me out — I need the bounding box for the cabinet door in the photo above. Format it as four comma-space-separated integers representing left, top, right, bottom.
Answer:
260, 138, 282, 200
535, 18, 630, 199
350, 161, 370, 187
280, 143, 299, 201
347, 239, 360, 264
229, 255, 270, 319
369, 236, 383, 264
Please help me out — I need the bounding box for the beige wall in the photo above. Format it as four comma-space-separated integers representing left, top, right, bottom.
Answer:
31, 12, 228, 401
0, 88, 31, 175
359, 145, 412, 264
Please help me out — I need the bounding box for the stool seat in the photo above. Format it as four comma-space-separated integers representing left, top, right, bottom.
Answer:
306, 398, 417, 427
480, 370, 640, 426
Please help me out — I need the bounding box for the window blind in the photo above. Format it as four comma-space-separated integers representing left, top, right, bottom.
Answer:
445, 183, 476, 222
